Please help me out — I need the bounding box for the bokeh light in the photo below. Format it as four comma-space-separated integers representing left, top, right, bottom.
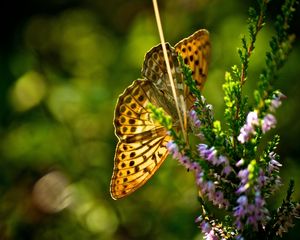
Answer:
10, 71, 46, 112
32, 171, 72, 213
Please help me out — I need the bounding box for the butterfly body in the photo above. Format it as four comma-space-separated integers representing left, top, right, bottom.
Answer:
110, 29, 210, 199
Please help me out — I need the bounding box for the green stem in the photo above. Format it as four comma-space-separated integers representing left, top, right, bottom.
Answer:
232, 0, 268, 151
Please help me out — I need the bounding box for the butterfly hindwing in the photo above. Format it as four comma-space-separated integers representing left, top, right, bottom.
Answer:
111, 80, 171, 199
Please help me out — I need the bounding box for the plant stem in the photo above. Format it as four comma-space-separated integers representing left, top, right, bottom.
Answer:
233, 0, 268, 151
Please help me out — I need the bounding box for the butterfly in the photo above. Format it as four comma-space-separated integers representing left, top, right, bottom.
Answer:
110, 29, 210, 199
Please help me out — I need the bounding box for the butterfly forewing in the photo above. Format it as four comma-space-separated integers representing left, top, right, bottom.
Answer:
110, 29, 210, 199
175, 29, 210, 109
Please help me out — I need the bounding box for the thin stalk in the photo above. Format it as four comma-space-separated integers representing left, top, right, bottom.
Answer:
152, 0, 187, 143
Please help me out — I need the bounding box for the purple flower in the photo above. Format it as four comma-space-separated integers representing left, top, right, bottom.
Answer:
205, 181, 216, 194
205, 230, 218, 240
198, 144, 218, 165
168, 140, 231, 209
197, 218, 219, 240
169, 142, 231, 210
236, 159, 245, 167
196, 175, 223, 208
264, 152, 283, 194
190, 109, 201, 128
254, 193, 265, 207
197, 220, 218, 240
238, 169, 249, 185
268, 152, 282, 173
237, 195, 248, 206
198, 144, 210, 158
236, 234, 245, 240
213, 191, 229, 208
222, 165, 232, 176
262, 114, 277, 133
234, 193, 269, 231
196, 172, 204, 186
198, 144, 228, 167
258, 169, 267, 187
253, 193, 269, 226
200, 221, 211, 233
198, 144, 208, 154
269, 159, 282, 172
236, 168, 250, 194
190, 161, 201, 171
166, 140, 179, 158
218, 155, 228, 165
234, 165, 270, 230
167, 140, 199, 171
207, 149, 218, 163
178, 154, 201, 172
195, 215, 203, 223
246, 111, 259, 126
270, 99, 282, 111
270, 92, 286, 112
233, 196, 248, 228
237, 125, 253, 143
238, 111, 259, 143
196, 177, 229, 209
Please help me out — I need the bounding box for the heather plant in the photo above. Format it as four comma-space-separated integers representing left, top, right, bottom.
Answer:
150, 0, 299, 238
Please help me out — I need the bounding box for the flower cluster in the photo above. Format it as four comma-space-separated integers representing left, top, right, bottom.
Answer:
164, 98, 298, 239
237, 92, 284, 143
234, 165, 269, 229
237, 111, 259, 143
198, 144, 232, 177
265, 152, 283, 195
269, 92, 286, 112
196, 215, 237, 240
261, 114, 277, 133
165, 91, 296, 238
268, 152, 282, 173
196, 173, 229, 209
233, 193, 269, 231
166, 140, 229, 209
166, 140, 200, 171
195, 217, 217, 240
190, 109, 201, 128
167, 93, 289, 236
160, 0, 298, 238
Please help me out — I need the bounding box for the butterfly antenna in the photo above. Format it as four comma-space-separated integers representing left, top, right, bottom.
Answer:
152, 0, 187, 143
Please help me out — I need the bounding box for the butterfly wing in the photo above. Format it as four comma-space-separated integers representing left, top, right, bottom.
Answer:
175, 29, 210, 109
142, 42, 184, 120
111, 79, 172, 199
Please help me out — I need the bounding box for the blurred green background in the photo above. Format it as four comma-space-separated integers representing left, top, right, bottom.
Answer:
0, 0, 299, 239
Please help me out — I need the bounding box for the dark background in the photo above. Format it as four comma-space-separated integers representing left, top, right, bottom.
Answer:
0, 0, 299, 239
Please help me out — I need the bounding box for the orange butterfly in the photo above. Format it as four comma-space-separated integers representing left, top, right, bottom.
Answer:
110, 30, 210, 199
